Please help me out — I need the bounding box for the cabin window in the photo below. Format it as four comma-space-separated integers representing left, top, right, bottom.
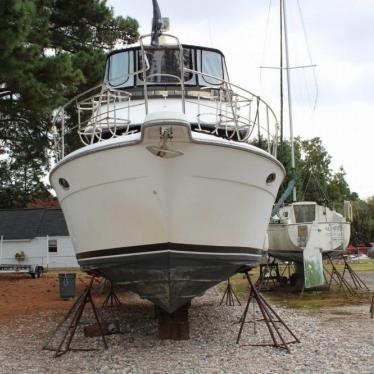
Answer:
48, 239, 58, 253
200, 50, 224, 85
294, 205, 315, 223
107, 50, 134, 88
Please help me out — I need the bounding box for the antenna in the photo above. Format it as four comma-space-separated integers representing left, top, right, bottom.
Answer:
151, 0, 170, 46
151, 0, 163, 46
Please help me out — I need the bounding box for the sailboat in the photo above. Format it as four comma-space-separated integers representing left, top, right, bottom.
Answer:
269, 201, 351, 263
50, 0, 285, 313
267, 0, 351, 285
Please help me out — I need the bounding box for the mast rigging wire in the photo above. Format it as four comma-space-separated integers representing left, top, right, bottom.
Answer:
259, 0, 273, 96
296, 0, 319, 113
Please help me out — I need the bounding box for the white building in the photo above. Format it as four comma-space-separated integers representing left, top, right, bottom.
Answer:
0, 208, 78, 269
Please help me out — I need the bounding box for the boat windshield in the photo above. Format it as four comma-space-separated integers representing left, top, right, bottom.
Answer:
294, 205, 316, 223
138, 47, 193, 84
105, 45, 227, 89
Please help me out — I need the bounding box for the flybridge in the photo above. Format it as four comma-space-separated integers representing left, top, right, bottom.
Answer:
50, 0, 280, 161
52, 32, 280, 160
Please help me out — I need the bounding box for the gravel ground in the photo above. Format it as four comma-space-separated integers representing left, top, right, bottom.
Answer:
0, 284, 373, 374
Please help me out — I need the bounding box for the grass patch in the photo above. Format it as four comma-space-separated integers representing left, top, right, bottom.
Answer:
222, 274, 372, 310
324, 260, 374, 273
266, 290, 371, 309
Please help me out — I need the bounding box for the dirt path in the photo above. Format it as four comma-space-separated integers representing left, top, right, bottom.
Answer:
0, 272, 88, 321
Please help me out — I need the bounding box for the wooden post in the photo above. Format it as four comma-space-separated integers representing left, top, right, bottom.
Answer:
157, 304, 190, 340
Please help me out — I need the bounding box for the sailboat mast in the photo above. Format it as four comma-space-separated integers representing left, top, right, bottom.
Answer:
282, 0, 297, 201
279, 0, 284, 158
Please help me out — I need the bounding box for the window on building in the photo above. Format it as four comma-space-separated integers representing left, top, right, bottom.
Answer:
48, 239, 58, 253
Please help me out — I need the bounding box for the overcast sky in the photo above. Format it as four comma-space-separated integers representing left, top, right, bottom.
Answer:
108, 0, 374, 199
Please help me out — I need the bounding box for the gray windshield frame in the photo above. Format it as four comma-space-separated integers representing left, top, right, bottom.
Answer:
105, 46, 227, 89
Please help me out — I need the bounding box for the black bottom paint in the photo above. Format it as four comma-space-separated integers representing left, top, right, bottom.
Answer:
269, 249, 344, 264
79, 245, 262, 313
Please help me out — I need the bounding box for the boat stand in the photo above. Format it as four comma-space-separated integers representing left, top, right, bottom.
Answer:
256, 257, 289, 291
256, 262, 279, 291
323, 255, 369, 295
42, 276, 108, 358
323, 255, 355, 295
220, 278, 241, 306
102, 281, 122, 308
280, 261, 296, 279
236, 272, 300, 353
340, 256, 370, 291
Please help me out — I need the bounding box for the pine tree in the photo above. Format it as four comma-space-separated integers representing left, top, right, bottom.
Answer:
0, 0, 139, 207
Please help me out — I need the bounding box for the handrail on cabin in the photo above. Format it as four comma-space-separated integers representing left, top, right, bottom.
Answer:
52, 34, 279, 161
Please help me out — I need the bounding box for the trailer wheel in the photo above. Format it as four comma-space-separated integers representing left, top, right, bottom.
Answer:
37, 266, 43, 278
31, 267, 43, 279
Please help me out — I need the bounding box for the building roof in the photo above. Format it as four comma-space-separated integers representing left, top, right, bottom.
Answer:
0, 208, 69, 240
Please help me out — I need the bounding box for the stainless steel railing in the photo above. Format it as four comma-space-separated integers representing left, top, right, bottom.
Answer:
52, 34, 279, 161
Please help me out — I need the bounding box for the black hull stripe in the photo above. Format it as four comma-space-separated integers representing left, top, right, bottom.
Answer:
77, 242, 263, 260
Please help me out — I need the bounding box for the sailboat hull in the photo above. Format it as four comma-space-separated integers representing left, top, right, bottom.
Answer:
268, 221, 351, 263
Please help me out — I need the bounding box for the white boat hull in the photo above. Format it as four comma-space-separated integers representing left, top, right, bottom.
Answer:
51, 121, 284, 311
268, 221, 351, 262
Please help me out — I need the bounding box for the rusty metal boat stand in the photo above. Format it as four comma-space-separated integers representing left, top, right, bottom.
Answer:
340, 256, 370, 291
102, 281, 122, 308
255, 257, 292, 291
256, 261, 281, 291
323, 255, 354, 296
236, 272, 300, 353
323, 255, 369, 295
220, 278, 241, 306
42, 276, 108, 357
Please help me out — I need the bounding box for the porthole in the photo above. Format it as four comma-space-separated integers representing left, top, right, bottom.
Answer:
59, 178, 70, 190
266, 173, 276, 185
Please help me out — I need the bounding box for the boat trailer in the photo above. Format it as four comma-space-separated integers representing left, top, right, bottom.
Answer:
0, 263, 44, 278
